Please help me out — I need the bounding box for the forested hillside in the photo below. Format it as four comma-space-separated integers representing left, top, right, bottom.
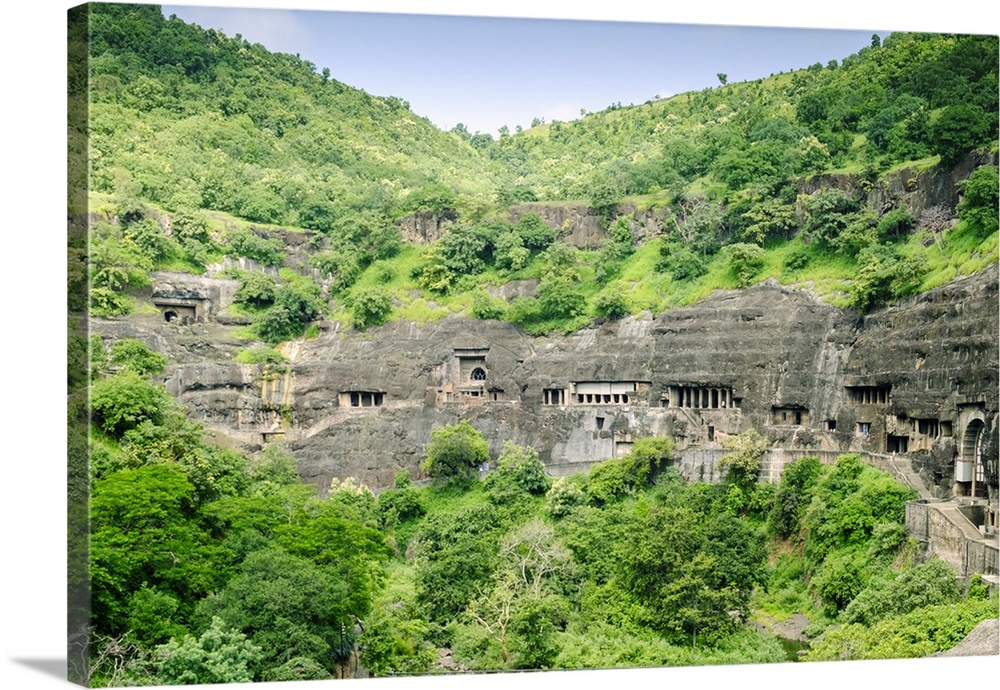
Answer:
78, 4, 999, 340
71, 4, 1000, 685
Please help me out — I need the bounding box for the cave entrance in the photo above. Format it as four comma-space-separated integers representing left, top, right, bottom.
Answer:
961, 419, 987, 498
164, 310, 178, 323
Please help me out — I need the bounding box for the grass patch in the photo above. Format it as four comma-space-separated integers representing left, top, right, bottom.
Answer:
912, 222, 999, 291
234, 346, 287, 365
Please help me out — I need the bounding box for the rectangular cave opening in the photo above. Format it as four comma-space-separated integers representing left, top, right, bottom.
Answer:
772, 406, 809, 426
542, 388, 567, 406
886, 434, 909, 453
918, 419, 940, 437
847, 385, 891, 405
668, 385, 733, 409
343, 391, 386, 408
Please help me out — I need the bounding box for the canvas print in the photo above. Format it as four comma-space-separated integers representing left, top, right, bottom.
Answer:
67, 2, 1000, 686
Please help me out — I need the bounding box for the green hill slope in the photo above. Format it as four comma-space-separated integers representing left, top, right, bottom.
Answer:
79, 5, 999, 337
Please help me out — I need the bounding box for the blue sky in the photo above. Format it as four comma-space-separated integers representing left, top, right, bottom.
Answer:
159, 1, 903, 136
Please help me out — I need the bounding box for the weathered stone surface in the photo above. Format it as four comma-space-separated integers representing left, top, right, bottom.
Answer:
91, 262, 998, 499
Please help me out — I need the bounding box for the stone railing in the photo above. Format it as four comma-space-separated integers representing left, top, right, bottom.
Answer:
906, 498, 999, 578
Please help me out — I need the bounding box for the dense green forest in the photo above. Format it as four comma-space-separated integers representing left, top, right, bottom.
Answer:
71, 4, 1000, 684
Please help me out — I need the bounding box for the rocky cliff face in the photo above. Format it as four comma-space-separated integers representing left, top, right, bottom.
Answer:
92, 262, 999, 497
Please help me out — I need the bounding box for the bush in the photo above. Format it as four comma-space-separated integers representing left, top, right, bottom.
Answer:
802, 188, 861, 250
545, 476, 587, 518
350, 286, 393, 331
768, 456, 823, 538
848, 244, 926, 313
90, 370, 172, 439
107, 338, 167, 376
810, 548, 869, 616
471, 290, 508, 321
226, 229, 285, 266
806, 598, 998, 661
783, 245, 811, 274
957, 165, 999, 239
256, 284, 322, 344
377, 472, 425, 526
234, 346, 287, 366
311, 250, 362, 293
593, 286, 630, 320
421, 420, 490, 486
929, 104, 992, 164
537, 276, 586, 321
656, 242, 707, 281
494, 231, 530, 273
233, 271, 278, 309
438, 224, 493, 276
483, 441, 551, 503
514, 212, 555, 250
722, 242, 766, 287
719, 428, 768, 488
875, 208, 915, 242
260, 657, 329, 682
156, 617, 261, 685
842, 559, 961, 626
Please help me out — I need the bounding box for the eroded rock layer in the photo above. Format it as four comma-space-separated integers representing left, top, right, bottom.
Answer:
92, 263, 999, 497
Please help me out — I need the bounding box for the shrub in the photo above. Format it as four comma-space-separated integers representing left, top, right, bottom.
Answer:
722, 242, 766, 287
156, 617, 261, 685
929, 105, 992, 164
377, 472, 425, 526
256, 284, 322, 344
311, 250, 362, 293
842, 559, 961, 626
226, 229, 285, 266
107, 338, 167, 376
719, 428, 768, 487
494, 231, 530, 273
471, 290, 508, 321
875, 208, 915, 242
848, 244, 926, 313
769, 456, 823, 538
957, 165, 999, 239
593, 286, 630, 320
656, 242, 707, 281
234, 346, 287, 366
90, 370, 172, 439
421, 420, 490, 486
438, 224, 493, 276
782, 244, 811, 272
350, 286, 393, 330
810, 548, 869, 616
802, 188, 861, 250
537, 276, 586, 321
483, 441, 551, 503
545, 476, 587, 518
514, 212, 555, 250
233, 271, 278, 308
